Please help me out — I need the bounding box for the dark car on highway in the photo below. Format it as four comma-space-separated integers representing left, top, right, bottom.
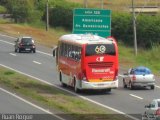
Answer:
14, 36, 36, 53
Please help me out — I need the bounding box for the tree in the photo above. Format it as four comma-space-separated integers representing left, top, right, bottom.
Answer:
5, 0, 42, 23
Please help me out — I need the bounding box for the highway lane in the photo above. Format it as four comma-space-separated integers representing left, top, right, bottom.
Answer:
1, 34, 160, 119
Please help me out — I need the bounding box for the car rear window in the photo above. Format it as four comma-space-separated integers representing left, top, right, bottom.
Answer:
21, 38, 32, 44
134, 68, 151, 75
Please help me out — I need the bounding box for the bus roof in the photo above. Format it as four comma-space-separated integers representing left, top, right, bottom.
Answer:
59, 34, 114, 45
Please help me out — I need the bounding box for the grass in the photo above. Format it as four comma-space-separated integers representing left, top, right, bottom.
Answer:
0, 67, 130, 120
118, 42, 160, 75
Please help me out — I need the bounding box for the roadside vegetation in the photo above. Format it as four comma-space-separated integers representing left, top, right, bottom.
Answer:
0, 0, 160, 118
0, 67, 130, 120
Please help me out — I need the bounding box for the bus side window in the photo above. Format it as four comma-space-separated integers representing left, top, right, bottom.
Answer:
75, 47, 81, 61
60, 43, 64, 56
64, 43, 68, 57
68, 44, 72, 58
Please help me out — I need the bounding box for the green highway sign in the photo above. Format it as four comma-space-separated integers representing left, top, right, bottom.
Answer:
73, 8, 111, 37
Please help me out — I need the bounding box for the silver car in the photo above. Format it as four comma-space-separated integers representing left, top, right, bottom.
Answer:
123, 66, 155, 90
142, 99, 160, 120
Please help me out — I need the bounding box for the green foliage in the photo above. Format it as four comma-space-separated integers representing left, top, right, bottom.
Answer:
136, 15, 160, 48
112, 12, 133, 45
4, 71, 15, 75
4, 0, 43, 23
0, 5, 7, 13
112, 12, 160, 48
49, 0, 82, 30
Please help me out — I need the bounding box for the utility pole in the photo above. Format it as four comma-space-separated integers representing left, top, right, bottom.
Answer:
46, 0, 49, 31
84, 0, 88, 8
132, 0, 137, 56
101, 0, 104, 9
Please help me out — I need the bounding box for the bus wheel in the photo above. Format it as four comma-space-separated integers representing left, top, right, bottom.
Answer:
101, 89, 111, 93
74, 78, 80, 93
59, 72, 67, 87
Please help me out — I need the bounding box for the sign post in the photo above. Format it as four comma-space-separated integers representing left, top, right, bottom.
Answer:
73, 8, 111, 37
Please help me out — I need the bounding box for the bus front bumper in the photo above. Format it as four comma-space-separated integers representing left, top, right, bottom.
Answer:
80, 80, 118, 90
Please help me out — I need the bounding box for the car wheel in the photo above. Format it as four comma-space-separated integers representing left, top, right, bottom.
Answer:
59, 72, 66, 87
129, 82, 134, 90
142, 114, 148, 120
17, 48, 21, 53
15, 48, 17, 52
151, 85, 154, 90
123, 79, 127, 88
33, 49, 36, 53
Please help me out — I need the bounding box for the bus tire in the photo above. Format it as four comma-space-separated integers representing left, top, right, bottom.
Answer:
59, 72, 67, 87
74, 78, 80, 93
102, 88, 111, 93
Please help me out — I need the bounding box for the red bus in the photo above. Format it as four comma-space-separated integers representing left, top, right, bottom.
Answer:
53, 34, 119, 93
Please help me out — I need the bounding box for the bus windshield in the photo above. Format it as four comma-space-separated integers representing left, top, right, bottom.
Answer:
85, 44, 115, 56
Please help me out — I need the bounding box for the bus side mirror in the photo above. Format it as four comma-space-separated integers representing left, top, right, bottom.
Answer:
52, 46, 57, 57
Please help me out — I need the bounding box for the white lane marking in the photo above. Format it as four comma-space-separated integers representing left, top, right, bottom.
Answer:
0, 33, 16, 39
33, 61, 42, 65
10, 53, 17, 56
37, 50, 52, 56
130, 94, 143, 100
0, 39, 53, 56
155, 85, 160, 89
0, 87, 51, 114
0, 64, 140, 120
0, 39, 14, 45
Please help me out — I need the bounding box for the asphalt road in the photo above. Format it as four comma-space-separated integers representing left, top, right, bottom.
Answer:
0, 35, 67, 120
1, 34, 160, 120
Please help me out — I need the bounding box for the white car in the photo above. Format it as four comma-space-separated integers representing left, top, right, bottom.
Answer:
142, 99, 160, 120
123, 66, 155, 90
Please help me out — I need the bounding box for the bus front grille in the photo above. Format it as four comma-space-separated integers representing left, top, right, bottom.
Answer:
88, 62, 113, 68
